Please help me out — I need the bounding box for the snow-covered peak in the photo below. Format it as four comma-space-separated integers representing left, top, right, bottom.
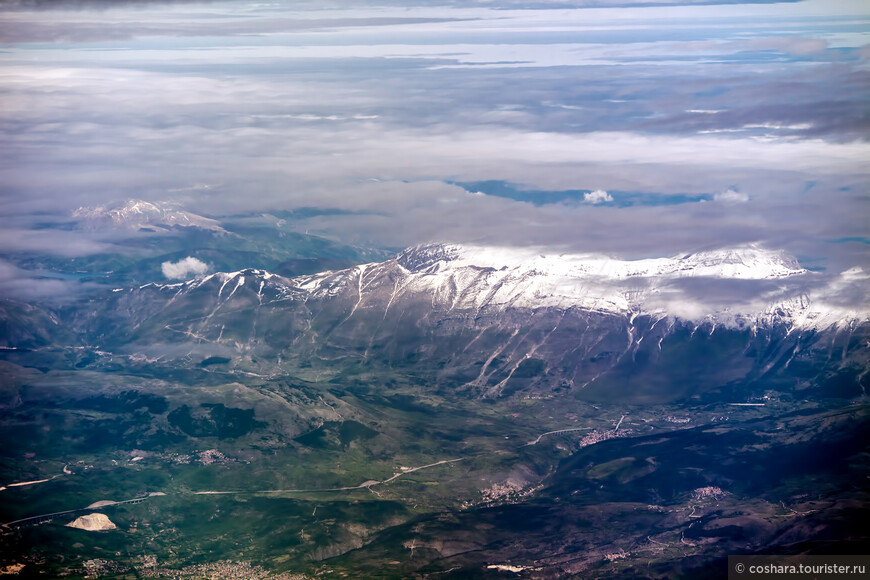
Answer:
175, 268, 284, 292
384, 243, 864, 329
135, 243, 863, 332
397, 243, 463, 271
397, 242, 806, 280
673, 246, 804, 279
72, 199, 224, 232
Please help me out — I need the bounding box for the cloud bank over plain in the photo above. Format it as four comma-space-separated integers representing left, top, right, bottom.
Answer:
0, 0, 867, 299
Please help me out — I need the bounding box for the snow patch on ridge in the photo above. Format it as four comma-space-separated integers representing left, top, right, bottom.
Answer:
72, 199, 225, 232
386, 243, 862, 329
143, 243, 867, 331
399, 242, 805, 280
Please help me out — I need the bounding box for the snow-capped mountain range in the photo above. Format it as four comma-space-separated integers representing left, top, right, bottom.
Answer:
80, 242, 868, 399
394, 243, 806, 280
62, 197, 865, 333
72, 199, 224, 232
149, 242, 867, 331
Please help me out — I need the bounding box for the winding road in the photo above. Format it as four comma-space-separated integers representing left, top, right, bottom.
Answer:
2, 422, 613, 528
194, 457, 467, 495
526, 427, 592, 446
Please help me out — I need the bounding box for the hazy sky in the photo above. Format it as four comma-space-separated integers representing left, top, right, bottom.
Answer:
0, 0, 868, 274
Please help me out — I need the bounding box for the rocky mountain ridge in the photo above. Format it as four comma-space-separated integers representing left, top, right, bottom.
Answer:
69, 242, 868, 403
72, 199, 225, 232
138, 242, 865, 331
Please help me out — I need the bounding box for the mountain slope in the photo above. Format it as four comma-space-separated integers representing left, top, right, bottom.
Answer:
72, 199, 225, 232
1, 243, 868, 578
69, 243, 869, 403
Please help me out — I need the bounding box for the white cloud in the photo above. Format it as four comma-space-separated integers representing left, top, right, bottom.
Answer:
583, 189, 614, 204
0, 259, 83, 301
161, 257, 209, 280
714, 189, 749, 203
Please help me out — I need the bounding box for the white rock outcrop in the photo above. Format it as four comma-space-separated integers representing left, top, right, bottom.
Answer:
66, 513, 117, 531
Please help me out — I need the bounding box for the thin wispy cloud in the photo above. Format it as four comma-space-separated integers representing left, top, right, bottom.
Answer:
714, 190, 749, 204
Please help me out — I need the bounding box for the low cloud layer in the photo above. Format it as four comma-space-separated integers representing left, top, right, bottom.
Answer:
161, 257, 209, 280
0, 259, 86, 301
0, 0, 867, 308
